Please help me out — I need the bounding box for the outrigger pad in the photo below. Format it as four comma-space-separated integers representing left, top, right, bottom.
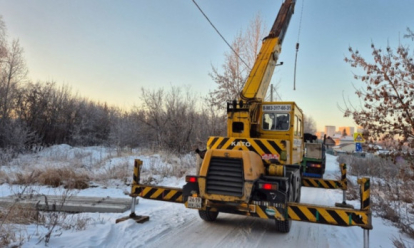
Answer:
115, 215, 150, 224
335, 202, 354, 209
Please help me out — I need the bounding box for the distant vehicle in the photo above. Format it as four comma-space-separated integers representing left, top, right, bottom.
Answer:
302, 134, 326, 178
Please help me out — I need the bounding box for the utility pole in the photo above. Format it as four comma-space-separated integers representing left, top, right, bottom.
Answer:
270, 84, 273, 102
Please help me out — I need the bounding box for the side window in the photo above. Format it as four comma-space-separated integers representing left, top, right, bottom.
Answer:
294, 115, 298, 135
298, 118, 302, 136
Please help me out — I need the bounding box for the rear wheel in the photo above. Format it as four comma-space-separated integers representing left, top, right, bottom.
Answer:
296, 179, 302, 203
198, 208, 219, 221
275, 183, 293, 233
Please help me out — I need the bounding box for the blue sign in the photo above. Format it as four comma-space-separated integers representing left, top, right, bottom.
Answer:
355, 142, 362, 152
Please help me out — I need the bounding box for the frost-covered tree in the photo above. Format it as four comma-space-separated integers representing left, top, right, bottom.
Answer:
0, 16, 30, 151
208, 14, 268, 108
139, 86, 201, 153
303, 115, 317, 134
343, 29, 414, 164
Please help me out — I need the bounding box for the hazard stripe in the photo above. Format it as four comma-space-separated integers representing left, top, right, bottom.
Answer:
362, 197, 370, 209
287, 203, 371, 228
231, 139, 256, 152
267, 140, 282, 155
302, 178, 344, 189
208, 137, 219, 148
217, 137, 229, 149
132, 186, 183, 203
207, 137, 284, 159
309, 208, 328, 224
327, 210, 347, 226
248, 139, 264, 153
256, 205, 269, 219
250, 206, 285, 220
254, 140, 272, 155
318, 208, 335, 224
340, 164, 347, 181
132, 160, 142, 185
143, 187, 157, 198
358, 178, 370, 210
289, 206, 308, 221
133, 174, 139, 185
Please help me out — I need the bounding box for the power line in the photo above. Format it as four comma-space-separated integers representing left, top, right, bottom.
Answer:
192, 0, 250, 70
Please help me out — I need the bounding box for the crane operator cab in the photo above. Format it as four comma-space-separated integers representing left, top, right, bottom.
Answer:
226, 101, 304, 165
259, 102, 304, 164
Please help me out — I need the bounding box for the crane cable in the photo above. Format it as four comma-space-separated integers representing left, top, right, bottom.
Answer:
192, 0, 251, 70
294, 0, 305, 90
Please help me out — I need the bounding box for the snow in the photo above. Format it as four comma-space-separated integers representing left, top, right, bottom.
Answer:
1, 145, 414, 248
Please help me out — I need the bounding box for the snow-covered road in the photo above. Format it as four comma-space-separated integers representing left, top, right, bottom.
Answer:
1, 146, 408, 248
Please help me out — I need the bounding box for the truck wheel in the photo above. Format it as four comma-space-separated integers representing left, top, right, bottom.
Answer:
275, 183, 293, 233
198, 208, 219, 221
296, 180, 302, 203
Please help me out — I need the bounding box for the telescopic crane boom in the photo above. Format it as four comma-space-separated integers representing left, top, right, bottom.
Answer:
240, 0, 295, 102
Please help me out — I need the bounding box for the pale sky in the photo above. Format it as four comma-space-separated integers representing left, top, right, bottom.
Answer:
0, 0, 413, 131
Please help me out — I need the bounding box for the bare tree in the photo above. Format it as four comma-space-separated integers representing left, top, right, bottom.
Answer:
343, 32, 414, 164
108, 108, 143, 148
208, 13, 268, 108
0, 39, 27, 120
342, 129, 347, 137
0, 16, 29, 151
0, 16, 6, 59
70, 100, 111, 146
304, 115, 317, 134
138, 86, 201, 153
404, 27, 414, 41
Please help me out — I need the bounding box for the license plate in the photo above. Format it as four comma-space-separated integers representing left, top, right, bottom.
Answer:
187, 196, 202, 209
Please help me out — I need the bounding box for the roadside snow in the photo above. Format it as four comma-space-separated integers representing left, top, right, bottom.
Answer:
1, 145, 414, 247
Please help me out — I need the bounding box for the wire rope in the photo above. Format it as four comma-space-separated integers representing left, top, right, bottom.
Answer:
192, 0, 251, 70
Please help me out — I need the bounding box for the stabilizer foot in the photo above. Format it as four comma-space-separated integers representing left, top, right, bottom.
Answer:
116, 214, 150, 224
335, 202, 354, 209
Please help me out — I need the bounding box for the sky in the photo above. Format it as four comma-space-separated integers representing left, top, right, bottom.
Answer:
0, 0, 413, 131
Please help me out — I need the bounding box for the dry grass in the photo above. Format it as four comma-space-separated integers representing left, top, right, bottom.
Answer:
339, 154, 414, 241
0, 204, 44, 225
344, 179, 359, 201
9, 167, 90, 189
0, 170, 8, 184
97, 162, 130, 181
62, 214, 91, 231
392, 235, 414, 248
0, 225, 16, 248
38, 168, 90, 189
0, 203, 44, 248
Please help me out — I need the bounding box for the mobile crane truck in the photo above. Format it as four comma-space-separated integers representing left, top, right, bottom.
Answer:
118, 0, 373, 242
184, 0, 301, 232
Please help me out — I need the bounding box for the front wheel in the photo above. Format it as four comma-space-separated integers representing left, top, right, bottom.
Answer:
198, 208, 219, 221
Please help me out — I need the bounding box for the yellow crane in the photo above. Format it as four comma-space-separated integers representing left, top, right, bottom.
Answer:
118, 1, 372, 246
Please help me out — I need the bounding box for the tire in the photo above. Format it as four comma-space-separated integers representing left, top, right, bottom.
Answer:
198, 208, 219, 221
296, 179, 302, 203
275, 183, 293, 233
275, 216, 292, 233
